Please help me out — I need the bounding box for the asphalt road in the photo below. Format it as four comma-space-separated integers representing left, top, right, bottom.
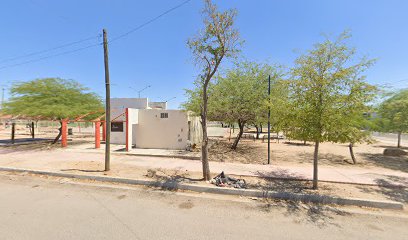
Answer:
0, 172, 407, 240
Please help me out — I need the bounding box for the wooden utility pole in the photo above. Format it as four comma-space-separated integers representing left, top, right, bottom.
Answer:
103, 29, 111, 171
267, 75, 271, 164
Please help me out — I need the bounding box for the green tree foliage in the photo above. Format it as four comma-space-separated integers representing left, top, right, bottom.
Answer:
210, 61, 283, 149
267, 78, 290, 141
4, 78, 103, 143
183, 61, 286, 150
377, 89, 408, 148
187, 0, 241, 180
290, 32, 376, 189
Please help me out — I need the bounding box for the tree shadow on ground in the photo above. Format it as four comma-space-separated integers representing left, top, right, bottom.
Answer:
252, 170, 350, 227
260, 200, 350, 228
283, 141, 313, 147
358, 153, 408, 173
357, 175, 408, 204
144, 168, 202, 191
297, 152, 352, 166
249, 169, 334, 193
253, 169, 306, 187
208, 138, 266, 164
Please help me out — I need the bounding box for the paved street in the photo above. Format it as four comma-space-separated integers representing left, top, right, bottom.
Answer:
0, 172, 407, 240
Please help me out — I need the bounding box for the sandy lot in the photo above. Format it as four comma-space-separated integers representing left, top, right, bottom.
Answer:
207, 137, 408, 172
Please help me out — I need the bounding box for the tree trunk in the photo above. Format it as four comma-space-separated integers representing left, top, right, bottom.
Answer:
397, 131, 402, 148
231, 120, 245, 150
276, 131, 280, 143
200, 86, 211, 181
260, 123, 263, 133
52, 121, 63, 144
255, 125, 260, 139
29, 123, 33, 135
349, 143, 357, 164
303, 140, 307, 145
313, 141, 319, 189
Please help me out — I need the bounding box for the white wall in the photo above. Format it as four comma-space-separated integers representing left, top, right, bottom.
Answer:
110, 108, 202, 150
111, 122, 126, 144
111, 109, 139, 145
135, 109, 189, 150
127, 108, 139, 149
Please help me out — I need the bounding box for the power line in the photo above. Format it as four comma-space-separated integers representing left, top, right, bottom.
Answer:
0, 35, 100, 64
0, 0, 192, 71
109, 0, 192, 43
0, 43, 101, 70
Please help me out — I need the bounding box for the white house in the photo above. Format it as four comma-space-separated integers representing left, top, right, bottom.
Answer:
110, 98, 202, 150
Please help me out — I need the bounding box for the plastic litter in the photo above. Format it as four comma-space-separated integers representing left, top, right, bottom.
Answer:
210, 171, 247, 189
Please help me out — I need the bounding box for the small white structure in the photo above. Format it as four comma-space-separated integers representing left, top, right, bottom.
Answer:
110, 98, 202, 150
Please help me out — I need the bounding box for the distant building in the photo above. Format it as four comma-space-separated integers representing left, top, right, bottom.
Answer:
110, 98, 202, 150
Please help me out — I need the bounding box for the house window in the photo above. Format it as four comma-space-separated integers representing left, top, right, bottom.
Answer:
111, 122, 124, 132
160, 113, 168, 118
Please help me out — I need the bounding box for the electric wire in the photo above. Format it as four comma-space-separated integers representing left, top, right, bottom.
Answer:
0, 35, 100, 64
0, 43, 101, 70
109, 0, 192, 43
0, 0, 192, 71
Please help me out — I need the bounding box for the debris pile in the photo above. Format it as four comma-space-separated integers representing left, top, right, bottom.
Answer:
210, 171, 247, 189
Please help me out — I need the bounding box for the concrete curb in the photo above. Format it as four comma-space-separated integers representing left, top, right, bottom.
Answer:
0, 166, 403, 210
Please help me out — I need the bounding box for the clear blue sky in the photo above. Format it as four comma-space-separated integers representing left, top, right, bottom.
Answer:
1, 0, 407, 109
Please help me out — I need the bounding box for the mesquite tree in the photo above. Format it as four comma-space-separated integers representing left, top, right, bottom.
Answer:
290, 32, 375, 189
4, 78, 103, 143
377, 89, 408, 148
187, 0, 241, 180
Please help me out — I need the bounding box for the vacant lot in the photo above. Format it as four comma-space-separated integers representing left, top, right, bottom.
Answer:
207, 137, 408, 173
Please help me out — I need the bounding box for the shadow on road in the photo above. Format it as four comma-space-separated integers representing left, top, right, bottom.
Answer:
260, 200, 350, 228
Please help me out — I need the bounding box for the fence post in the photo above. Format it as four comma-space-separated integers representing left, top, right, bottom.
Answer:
31, 122, 35, 139
61, 120, 68, 147
95, 120, 101, 149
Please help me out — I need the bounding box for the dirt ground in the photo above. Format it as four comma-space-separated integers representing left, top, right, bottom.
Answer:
1, 126, 407, 206
140, 167, 407, 207
207, 137, 408, 173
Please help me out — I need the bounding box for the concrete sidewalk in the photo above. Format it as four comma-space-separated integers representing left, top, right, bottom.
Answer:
65, 143, 201, 159
0, 148, 407, 187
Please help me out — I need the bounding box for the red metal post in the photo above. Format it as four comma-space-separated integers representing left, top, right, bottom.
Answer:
125, 108, 129, 151
95, 120, 101, 149
102, 121, 106, 141
61, 119, 68, 147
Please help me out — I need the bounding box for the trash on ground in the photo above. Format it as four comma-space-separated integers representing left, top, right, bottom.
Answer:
210, 171, 247, 189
